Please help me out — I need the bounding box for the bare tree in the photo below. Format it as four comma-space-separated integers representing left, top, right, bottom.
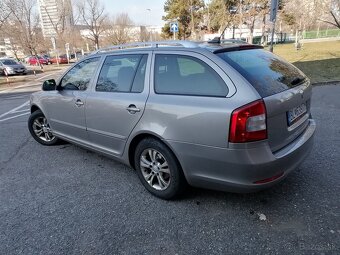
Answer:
0, 1, 12, 30
40, 0, 74, 44
4, 0, 44, 55
234, 0, 269, 43
77, 0, 108, 49
107, 13, 135, 45
318, 0, 340, 29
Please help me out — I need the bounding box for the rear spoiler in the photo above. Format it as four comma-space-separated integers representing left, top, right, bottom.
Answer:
213, 45, 264, 54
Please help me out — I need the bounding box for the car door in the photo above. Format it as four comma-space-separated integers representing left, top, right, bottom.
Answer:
43, 56, 101, 143
85, 52, 151, 156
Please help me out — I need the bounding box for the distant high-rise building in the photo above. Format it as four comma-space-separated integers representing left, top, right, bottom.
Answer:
38, 0, 74, 38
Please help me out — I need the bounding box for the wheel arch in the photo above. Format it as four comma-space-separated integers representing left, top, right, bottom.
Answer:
128, 132, 185, 176
30, 104, 41, 113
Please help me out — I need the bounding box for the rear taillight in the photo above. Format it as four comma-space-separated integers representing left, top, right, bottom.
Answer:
229, 100, 267, 143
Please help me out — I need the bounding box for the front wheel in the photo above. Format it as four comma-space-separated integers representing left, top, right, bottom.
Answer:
134, 138, 187, 199
28, 110, 59, 145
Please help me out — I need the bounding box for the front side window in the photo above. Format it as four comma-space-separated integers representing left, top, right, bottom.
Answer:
96, 54, 147, 93
154, 54, 228, 97
60, 57, 100, 91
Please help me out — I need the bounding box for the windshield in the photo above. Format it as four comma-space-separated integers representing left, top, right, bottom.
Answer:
217, 49, 307, 97
1, 59, 19, 65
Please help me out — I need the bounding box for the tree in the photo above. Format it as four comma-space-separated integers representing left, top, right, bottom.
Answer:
40, 0, 74, 44
107, 13, 135, 45
206, 0, 237, 33
319, 0, 340, 29
0, 1, 12, 30
4, 0, 44, 55
233, 0, 269, 43
77, 0, 108, 49
162, 0, 205, 39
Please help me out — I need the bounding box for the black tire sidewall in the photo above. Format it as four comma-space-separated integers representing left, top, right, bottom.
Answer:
134, 138, 186, 200
28, 110, 58, 146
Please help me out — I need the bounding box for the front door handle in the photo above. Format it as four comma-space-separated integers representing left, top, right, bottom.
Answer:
75, 99, 84, 107
126, 104, 140, 113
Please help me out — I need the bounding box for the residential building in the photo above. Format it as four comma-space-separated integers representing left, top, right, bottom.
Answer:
37, 0, 74, 38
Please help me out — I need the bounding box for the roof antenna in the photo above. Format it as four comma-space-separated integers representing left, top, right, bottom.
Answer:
208, 26, 228, 44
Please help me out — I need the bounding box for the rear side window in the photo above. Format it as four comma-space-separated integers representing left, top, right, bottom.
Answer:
217, 49, 306, 97
96, 54, 147, 93
154, 54, 228, 97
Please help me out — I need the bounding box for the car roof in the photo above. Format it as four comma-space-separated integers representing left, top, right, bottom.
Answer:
89, 40, 264, 57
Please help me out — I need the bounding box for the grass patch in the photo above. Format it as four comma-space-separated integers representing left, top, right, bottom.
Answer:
303, 29, 340, 39
270, 41, 340, 84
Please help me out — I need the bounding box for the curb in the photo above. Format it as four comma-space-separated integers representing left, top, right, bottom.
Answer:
312, 81, 340, 86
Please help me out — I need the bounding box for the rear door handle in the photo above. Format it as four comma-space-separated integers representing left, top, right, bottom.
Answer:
126, 104, 140, 113
75, 99, 84, 107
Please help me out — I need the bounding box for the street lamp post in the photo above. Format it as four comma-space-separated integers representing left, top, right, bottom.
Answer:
146, 8, 151, 41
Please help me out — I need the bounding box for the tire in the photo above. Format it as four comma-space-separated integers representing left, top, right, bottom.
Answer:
134, 138, 187, 199
28, 110, 59, 146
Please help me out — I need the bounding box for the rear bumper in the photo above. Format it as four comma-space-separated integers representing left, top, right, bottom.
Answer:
167, 119, 316, 193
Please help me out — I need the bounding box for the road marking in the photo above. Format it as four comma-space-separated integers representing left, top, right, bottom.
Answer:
0, 112, 30, 122
37, 73, 57, 81
0, 101, 29, 119
12, 109, 30, 114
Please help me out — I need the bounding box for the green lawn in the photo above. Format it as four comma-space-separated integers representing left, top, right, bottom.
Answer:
270, 41, 340, 84
303, 29, 340, 39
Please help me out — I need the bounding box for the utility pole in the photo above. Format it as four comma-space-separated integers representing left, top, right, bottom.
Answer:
269, 0, 279, 52
190, 0, 195, 39
146, 8, 151, 41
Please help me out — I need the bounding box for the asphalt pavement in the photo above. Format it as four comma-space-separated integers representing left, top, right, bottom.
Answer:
0, 80, 339, 255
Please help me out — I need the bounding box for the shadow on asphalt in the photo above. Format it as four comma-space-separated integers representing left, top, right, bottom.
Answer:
293, 58, 340, 84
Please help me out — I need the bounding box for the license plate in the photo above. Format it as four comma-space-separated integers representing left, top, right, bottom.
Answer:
287, 103, 307, 126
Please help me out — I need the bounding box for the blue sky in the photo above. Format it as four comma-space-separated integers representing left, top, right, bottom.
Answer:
101, 0, 166, 26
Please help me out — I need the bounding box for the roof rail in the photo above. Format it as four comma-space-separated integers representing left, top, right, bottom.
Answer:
94, 40, 199, 54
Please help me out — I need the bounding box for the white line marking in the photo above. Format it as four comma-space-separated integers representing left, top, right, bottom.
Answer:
0, 101, 29, 119
0, 112, 30, 122
12, 109, 30, 113
37, 73, 56, 81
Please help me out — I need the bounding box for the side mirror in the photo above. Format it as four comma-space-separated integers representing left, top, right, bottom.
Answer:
42, 79, 57, 91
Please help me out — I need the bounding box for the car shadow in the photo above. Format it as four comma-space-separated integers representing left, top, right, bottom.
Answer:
293, 58, 340, 84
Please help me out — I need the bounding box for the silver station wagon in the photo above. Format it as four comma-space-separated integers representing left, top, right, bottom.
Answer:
28, 40, 316, 199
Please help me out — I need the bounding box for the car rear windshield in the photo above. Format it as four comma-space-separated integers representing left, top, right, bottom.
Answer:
216, 49, 307, 97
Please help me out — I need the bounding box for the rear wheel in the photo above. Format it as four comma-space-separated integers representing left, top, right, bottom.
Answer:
28, 110, 59, 145
134, 138, 186, 199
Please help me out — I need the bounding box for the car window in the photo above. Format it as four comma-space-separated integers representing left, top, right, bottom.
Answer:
131, 55, 147, 93
60, 57, 100, 91
217, 49, 307, 97
154, 54, 228, 97
96, 54, 146, 93
2, 59, 18, 65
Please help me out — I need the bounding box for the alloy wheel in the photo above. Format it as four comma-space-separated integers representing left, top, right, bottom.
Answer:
140, 149, 171, 190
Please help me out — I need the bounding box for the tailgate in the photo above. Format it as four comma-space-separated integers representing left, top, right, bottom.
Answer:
264, 81, 312, 152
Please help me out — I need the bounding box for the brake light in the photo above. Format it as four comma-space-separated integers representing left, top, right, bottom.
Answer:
229, 100, 267, 143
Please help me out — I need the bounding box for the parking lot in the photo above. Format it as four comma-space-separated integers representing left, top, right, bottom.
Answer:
0, 80, 339, 254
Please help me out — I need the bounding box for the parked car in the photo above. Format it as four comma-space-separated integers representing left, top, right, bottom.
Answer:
28, 56, 49, 65
28, 40, 316, 199
42, 54, 52, 64
50, 55, 68, 64
0, 58, 27, 75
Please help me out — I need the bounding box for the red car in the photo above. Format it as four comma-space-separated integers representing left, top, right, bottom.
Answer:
28, 56, 49, 65
50, 56, 68, 64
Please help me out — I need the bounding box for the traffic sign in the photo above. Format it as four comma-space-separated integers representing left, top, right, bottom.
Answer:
170, 22, 179, 33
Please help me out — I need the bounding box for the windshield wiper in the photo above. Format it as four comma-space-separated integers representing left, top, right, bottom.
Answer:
290, 77, 306, 86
